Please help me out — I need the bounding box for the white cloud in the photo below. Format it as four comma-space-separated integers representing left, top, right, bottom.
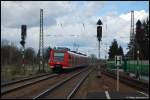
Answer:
119, 10, 149, 21
1, 1, 77, 28
1, 1, 149, 58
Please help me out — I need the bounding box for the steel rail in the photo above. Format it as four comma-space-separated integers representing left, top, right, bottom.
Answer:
66, 69, 93, 99
1, 73, 51, 87
33, 67, 90, 99
1, 74, 58, 95
102, 69, 149, 93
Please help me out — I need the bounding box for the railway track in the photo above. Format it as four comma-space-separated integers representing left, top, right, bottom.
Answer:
1, 66, 148, 99
66, 69, 92, 99
102, 69, 149, 93
1, 73, 51, 87
1, 67, 90, 99
1, 73, 58, 97
33, 67, 92, 99
72, 68, 149, 99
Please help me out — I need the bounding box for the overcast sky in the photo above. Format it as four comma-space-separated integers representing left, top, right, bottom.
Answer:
1, 1, 149, 59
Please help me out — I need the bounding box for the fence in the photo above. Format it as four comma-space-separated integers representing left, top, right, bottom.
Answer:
106, 60, 149, 76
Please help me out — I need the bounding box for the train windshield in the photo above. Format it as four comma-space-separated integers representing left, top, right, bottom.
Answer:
54, 52, 64, 61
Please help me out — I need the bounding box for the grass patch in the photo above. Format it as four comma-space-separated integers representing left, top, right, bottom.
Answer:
1, 64, 58, 82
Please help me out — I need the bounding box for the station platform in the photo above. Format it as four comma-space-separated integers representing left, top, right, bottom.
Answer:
86, 91, 149, 99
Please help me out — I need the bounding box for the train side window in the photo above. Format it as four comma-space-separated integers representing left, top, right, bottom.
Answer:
72, 54, 74, 65
74, 56, 76, 65
75, 55, 76, 65
77, 56, 78, 64
76, 56, 77, 65
69, 54, 71, 59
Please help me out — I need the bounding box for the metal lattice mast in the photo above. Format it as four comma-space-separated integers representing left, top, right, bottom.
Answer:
130, 11, 134, 60
39, 9, 41, 71
39, 9, 44, 72
41, 9, 44, 71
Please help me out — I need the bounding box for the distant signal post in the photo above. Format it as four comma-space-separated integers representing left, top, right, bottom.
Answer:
20, 25, 27, 74
115, 55, 122, 91
96, 19, 102, 77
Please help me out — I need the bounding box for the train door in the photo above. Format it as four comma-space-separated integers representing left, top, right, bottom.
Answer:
68, 54, 72, 66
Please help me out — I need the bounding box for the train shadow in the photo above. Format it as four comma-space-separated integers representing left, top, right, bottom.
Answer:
53, 66, 87, 74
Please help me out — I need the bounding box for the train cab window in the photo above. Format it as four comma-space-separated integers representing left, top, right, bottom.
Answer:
54, 52, 64, 61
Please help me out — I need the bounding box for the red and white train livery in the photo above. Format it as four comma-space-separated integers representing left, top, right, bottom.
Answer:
49, 48, 89, 72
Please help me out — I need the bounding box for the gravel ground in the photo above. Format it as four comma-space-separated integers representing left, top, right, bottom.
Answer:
1, 68, 85, 99
43, 69, 91, 99
73, 68, 136, 99
1, 67, 140, 99
1, 74, 54, 94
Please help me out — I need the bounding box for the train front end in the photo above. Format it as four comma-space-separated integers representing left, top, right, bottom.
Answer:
49, 49, 68, 73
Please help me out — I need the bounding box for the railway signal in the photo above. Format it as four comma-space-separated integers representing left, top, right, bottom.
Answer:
97, 19, 103, 58
136, 50, 140, 79
20, 40, 25, 47
97, 26, 102, 41
21, 25, 27, 40
97, 19, 102, 42
96, 19, 103, 78
115, 55, 122, 92
20, 25, 27, 47
20, 25, 27, 74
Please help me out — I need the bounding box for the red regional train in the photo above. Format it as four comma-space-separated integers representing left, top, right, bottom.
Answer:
49, 48, 90, 72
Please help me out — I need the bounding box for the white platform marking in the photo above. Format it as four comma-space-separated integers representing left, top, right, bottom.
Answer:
105, 91, 111, 99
